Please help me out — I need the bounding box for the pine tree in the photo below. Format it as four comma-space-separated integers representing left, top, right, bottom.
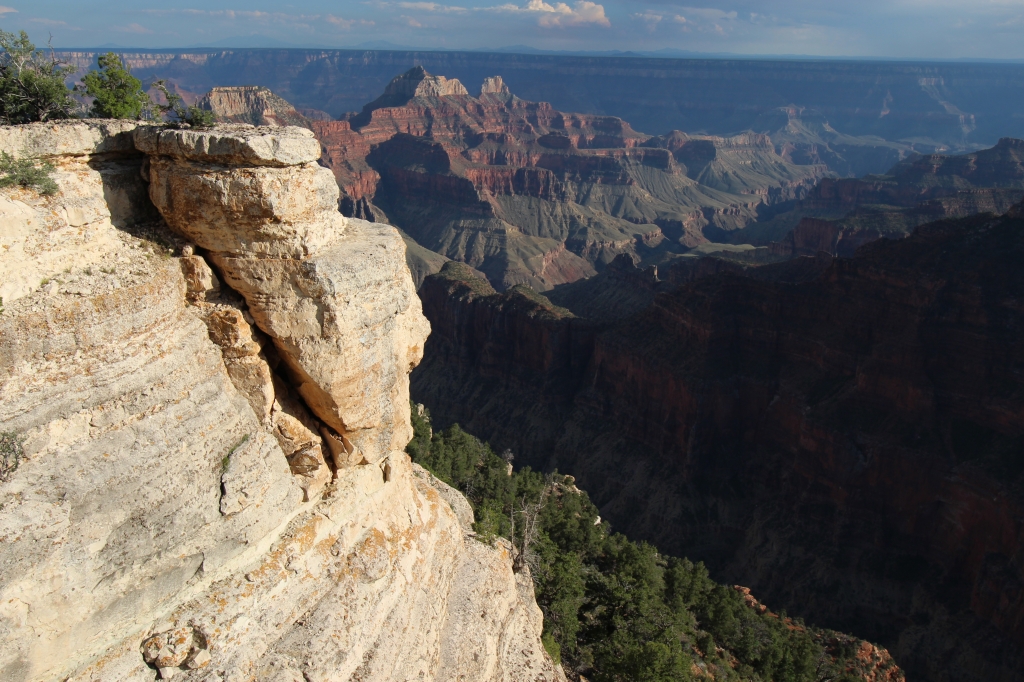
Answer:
80, 52, 150, 120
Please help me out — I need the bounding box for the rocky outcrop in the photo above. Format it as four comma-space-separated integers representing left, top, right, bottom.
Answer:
197, 86, 314, 128
314, 68, 825, 292
412, 204, 1024, 682
734, 138, 1024, 252
0, 121, 563, 682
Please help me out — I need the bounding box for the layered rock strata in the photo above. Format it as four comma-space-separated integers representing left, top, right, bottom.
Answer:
737, 137, 1024, 251
197, 86, 319, 128
0, 121, 563, 682
312, 67, 827, 291
412, 204, 1024, 682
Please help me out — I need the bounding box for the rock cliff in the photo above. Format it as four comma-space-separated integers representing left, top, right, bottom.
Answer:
733, 137, 1024, 255
314, 67, 825, 291
196, 86, 318, 128
0, 121, 564, 682
411, 204, 1024, 682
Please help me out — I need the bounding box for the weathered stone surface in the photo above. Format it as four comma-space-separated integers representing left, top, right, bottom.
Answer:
413, 463, 475, 531
203, 306, 276, 422
147, 158, 343, 258
0, 121, 560, 682
0, 227, 303, 682
133, 124, 321, 166
179, 252, 220, 301
0, 119, 138, 158
0, 121, 157, 305
213, 219, 430, 462
198, 86, 313, 128
436, 537, 566, 682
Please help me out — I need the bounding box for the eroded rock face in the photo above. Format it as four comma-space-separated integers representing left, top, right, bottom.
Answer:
312, 67, 827, 292
141, 125, 429, 464
197, 86, 314, 128
412, 206, 1024, 682
0, 121, 562, 682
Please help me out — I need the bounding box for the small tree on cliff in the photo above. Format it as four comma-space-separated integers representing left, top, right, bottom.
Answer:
80, 52, 150, 119
152, 80, 215, 128
0, 29, 78, 124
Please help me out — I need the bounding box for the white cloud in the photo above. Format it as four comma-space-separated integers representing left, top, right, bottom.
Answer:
493, 0, 610, 28
326, 14, 374, 29
679, 7, 737, 22
115, 23, 154, 34
398, 2, 467, 11
0, 6, 16, 15
632, 10, 663, 31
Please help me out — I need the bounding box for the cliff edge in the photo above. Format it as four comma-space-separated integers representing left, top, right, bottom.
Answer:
0, 121, 564, 682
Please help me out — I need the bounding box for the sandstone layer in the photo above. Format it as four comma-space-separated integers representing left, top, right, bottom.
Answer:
312, 67, 827, 291
0, 121, 563, 682
412, 204, 1024, 682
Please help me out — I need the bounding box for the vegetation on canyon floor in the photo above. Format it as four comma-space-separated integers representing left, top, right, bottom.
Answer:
407, 404, 888, 682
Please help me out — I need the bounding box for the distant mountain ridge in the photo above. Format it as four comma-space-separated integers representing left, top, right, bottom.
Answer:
55, 48, 1024, 175
735, 136, 1024, 254
310, 67, 826, 291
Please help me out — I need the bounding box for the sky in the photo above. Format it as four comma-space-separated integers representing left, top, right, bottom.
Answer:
9, 1, 1024, 60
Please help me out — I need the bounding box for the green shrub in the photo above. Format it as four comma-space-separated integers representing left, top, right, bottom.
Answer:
0, 29, 77, 124
152, 80, 215, 129
0, 431, 24, 482
80, 52, 150, 120
0, 151, 58, 195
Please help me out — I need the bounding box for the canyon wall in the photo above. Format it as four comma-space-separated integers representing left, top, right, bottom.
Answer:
308, 68, 825, 292
0, 121, 563, 682
411, 206, 1024, 682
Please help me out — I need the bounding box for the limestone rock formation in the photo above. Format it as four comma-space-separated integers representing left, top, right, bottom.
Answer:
0, 121, 563, 682
197, 86, 314, 128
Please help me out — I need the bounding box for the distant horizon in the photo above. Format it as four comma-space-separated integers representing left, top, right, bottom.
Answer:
47, 42, 1024, 66
12, 1, 1024, 62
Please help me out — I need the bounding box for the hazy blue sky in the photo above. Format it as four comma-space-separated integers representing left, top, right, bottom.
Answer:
9, 1, 1024, 59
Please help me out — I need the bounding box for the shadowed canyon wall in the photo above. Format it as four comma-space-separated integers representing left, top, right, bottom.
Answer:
411, 206, 1024, 682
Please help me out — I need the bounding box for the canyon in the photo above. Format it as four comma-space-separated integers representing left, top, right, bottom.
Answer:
58, 49, 1024, 176
310, 67, 827, 291
4, 46, 1021, 681
191, 75, 1024, 298
742, 136, 1024, 254
411, 201, 1024, 682
0, 118, 905, 682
